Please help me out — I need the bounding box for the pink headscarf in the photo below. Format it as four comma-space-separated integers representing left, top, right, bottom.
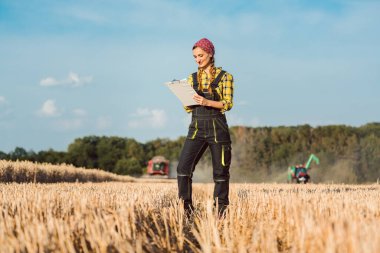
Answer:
193, 38, 215, 56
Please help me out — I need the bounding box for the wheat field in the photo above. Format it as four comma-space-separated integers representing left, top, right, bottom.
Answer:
0, 160, 135, 183
1, 181, 379, 253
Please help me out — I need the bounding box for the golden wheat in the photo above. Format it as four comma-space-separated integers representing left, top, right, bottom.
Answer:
0, 182, 379, 252
0, 160, 134, 183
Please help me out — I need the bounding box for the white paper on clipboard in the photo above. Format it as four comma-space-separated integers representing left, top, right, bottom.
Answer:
165, 79, 198, 106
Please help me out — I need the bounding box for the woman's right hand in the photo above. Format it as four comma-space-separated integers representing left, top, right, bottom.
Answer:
193, 93, 209, 106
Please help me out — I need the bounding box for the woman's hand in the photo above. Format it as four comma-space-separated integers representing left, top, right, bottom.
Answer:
193, 93, 209, 106
192, 94, 225, 109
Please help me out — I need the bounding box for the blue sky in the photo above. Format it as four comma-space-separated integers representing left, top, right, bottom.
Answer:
0, 0, 379, 152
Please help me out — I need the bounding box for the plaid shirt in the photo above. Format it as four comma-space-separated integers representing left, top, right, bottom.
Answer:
185, 67, 234, 113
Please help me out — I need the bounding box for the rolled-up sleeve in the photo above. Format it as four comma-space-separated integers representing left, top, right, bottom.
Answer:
220, 73, 234, 112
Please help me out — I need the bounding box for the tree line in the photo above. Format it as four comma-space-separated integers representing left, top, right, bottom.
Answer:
0, 136, 185, 176
228, 122, 380, 183
1, 122, 379, 183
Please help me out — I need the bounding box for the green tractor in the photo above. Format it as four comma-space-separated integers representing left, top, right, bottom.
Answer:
287, 154, 319, 184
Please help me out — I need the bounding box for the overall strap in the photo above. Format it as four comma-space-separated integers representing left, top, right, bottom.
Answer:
192, 70, 226, 93
192, 72, 199, 90
210, 70, 226, 89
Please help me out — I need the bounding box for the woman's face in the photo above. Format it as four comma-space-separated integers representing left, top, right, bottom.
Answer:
193, 47, 212, 68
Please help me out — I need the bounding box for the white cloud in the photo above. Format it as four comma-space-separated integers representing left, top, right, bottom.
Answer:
73, 108, 87, 117
48, 108, 88, 131
40, 77, 59, 86
0, 96, 7, 105
38, 99, 61, 117
67, 72, 93, 87
96, 116, 112, 130
40, 72, 93, 87
128, 108, 167, 129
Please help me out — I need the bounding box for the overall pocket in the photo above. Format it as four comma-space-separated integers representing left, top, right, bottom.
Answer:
187, 119, 198, 139
221, 144, 232, 167
214, 118, 231, 143
215, 117, 230, 132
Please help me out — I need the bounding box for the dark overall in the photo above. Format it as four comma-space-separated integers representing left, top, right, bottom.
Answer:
177, 70, 232, 214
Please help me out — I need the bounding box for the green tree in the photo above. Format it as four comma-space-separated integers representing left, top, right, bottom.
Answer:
37, 149, 66, 164
115, 157, 142, 176
10, 147, 28, 160
67, 136, 100, 168
96, 137, 126, 172
0, 151, 9, 160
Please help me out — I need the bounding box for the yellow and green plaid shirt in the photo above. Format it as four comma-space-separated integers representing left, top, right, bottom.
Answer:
184, 67, 234, 113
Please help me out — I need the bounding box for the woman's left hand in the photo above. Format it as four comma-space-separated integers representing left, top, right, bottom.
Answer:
193, 93, 209, 106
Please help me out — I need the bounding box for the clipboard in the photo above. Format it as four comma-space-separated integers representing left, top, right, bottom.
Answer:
165, 79, 198, 106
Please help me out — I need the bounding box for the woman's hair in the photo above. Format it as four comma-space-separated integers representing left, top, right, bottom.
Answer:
197, 56, 216, 93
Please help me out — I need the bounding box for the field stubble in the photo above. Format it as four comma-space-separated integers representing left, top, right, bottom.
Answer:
0, 182, 379, 253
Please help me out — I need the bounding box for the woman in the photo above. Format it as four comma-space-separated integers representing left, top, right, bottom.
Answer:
177, 38, 234, 216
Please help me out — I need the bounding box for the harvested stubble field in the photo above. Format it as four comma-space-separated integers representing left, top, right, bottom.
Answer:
0, 160, 135, 183
1, 182, 379, 253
